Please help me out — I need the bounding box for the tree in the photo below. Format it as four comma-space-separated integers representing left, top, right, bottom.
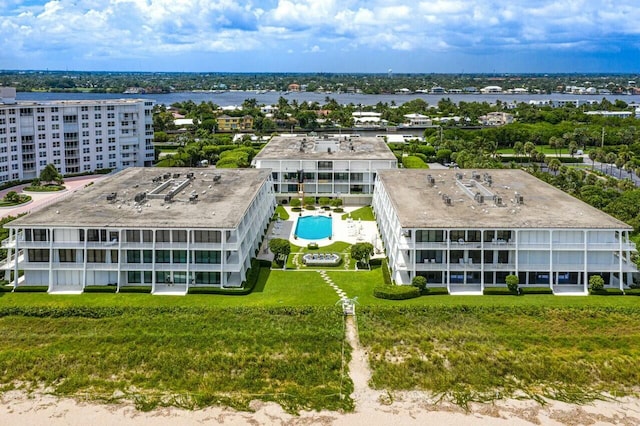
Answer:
547, 158, 561, 175
289, 198, 301, 209
505, 274, 520, 294
303, 196, 316, 207
350, 242, 374, 268
4, 191, 19, 203
268, 238, 291, 267
513, 141, 524, 162
588, 149, 598, 170
39, 163, 63, 185
411, 275, 427, 292
331, 198, 343, 209
589, 275, 605, 292
318, 197, 331, 207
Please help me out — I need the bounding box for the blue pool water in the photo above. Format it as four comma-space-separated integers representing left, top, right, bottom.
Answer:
295, 216, 333, 240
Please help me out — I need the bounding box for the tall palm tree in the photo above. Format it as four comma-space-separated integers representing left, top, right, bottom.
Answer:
588, 149, 597, 170
547, 158, 561, 175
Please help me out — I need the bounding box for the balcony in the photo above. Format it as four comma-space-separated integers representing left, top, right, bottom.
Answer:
483, 263, 516, 271
414, 242, 448, 249
552, 242, 585, 250
416, 261, 445, 271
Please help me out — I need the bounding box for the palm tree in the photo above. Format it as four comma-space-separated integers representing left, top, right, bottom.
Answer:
588, 149, 597, 170
547, 158, 561, 175
513, 141, 524, 163
605, 152, 617, 175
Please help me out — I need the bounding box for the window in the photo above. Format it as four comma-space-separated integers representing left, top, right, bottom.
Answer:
143, 250, 153, 263
194, 251, 221, 264
193, 230, 221, 243
127, 250, 141, 263
142, 230, 153, 242
24, 229, 47, 242
110, 250, 118, 263
127, 271, 141, 284
87, 249, 106, 263
156, 230, 170, 242
126, 230, 140, 242
28, 249, 49, 262
155, 250, 170, 263
59, 249, 76, 262
172, 230, 187, 242
194, 272, 220, 285
173, 250, 187, 263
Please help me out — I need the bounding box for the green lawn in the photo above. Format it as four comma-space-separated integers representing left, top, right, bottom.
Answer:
497, 145, 569, 155
341, 206, 375, 221
273, 205, 289, 220
3, 263, 640, 411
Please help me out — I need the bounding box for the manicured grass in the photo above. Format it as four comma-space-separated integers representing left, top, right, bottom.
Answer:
0, 195, 31, 207
341, 206, 375, 221
497, 145, 569, 155
273, 205, 290, 220
23, 184, 65, 192
358, 305, 640, 407
287, 241, 354, 270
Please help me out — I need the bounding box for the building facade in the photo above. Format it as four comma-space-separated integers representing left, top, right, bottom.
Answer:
0, 89, 154, 183
252, 134, 398, 205
216, 114, 254, 132
373, 169, 637, 294
1, 168, 275, 295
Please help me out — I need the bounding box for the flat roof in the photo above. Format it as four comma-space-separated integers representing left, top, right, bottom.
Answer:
378, 169, 631, 230
253, 135, 397, 161
12, 168, 271, 229
0, 99, 148, 107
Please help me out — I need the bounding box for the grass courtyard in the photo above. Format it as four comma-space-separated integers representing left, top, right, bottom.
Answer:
1, 265, 640, 411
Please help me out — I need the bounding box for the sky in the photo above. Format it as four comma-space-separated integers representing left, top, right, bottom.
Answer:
1, 0, 639, 73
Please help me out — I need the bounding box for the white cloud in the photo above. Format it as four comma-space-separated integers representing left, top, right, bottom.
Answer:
0, 0, 638, 70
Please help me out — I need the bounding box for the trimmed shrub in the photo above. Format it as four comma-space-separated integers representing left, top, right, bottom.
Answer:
520, 286, 554, 295
483, 287, 516, 296
421, 287, 449, 296
119, 286, 152, 294
84, 285, 117, 293
381, 259, 392, 285
14, 286, 48, 293
402, 155, 429, 169
0, 285, 13, 293
589, 275, 605, 292
411, 276, 427, 291
590, 288, 625, 296
374, 285, 420, 300
505, 274, 520, 293
625, 288, 640, 296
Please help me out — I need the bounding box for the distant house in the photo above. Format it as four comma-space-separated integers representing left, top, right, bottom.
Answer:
288, 83, 300, 92
217, 115, 254, 132
402, 113, 432, 127
352, 112, 387, 127
479, 112, 514, 126
585, 111, 635, 119
480, 86, 503, 94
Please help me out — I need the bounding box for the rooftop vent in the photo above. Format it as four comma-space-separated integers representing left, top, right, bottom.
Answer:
189, 194, 199, 203
186, 172, 195, 179
515, 192, 524, 205
474, 192, 484, 204
213, 174, 221, 183
134, 192, 146, 203
455, 172, 463, 180
472, 171, 481, 180
106, 192, 117, 202
427, 174, 435, 186
494, 195, 503, 206
163, 173, 171, 180
442, 194, 452, 205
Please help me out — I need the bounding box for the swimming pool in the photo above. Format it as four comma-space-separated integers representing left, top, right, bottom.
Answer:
295, 216, 332, 240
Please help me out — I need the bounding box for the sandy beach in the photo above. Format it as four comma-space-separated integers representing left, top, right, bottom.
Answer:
2, 389, 640, 426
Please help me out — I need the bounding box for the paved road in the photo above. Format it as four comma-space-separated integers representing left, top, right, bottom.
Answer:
0, 175, 108, 220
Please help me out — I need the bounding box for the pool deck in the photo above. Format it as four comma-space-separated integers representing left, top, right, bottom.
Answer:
258, 206, 383, 261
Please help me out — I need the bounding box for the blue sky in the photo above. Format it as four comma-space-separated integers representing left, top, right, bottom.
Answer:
1, 0, 639, 73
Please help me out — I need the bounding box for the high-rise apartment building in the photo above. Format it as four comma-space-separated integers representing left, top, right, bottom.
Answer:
0, 87, 154, 182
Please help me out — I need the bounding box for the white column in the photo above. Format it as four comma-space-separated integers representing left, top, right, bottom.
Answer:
583, 230, 588, 293
618, 230, 624, 291
13, 228, 20, 288
221, 230, 226, 289
116, 229, 122, 293
82, 228, 88, 289
549, 230, 554, 288
186, 228, 192, 292
48, 228, 54, 292
151, 229, 156, 293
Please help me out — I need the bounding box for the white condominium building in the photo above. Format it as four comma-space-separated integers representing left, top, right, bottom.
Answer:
1, 168, 276, 295
252, 134, 397, 205
373, 169, 638, 295
0, 87, 154, 183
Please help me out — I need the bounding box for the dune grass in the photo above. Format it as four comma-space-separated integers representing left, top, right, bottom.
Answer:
0, 305, 352, 413
357, 305, 640, 408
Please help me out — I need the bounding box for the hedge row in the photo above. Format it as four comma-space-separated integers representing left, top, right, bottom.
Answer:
624, 288, 640, 296
187, 258, 269, 295
402, 155, 430, 169
422, 287, 449, 296
119, 286, 152, 294
374, 284, 420, 300
520, 286, 554, 295
483, 287, 517, 296
381, 259, 392, 285
500, 155, 584, 164
13, 286, 48, 293
591, 288, 625, 296
83, 285, 117, 293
